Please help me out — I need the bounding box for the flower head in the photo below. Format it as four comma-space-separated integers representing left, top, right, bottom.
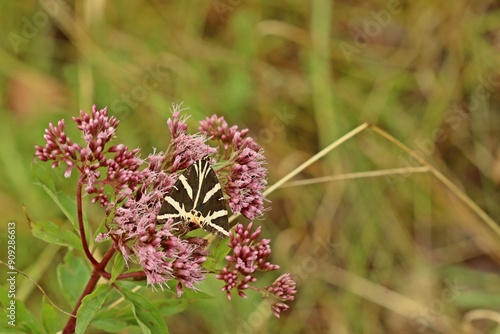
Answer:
199, 115, 267, 220
217, 223, 279, 299
216, 222, 295, 317
165, 104, 216, 172
35, 119, 81, 176
35, 105, 143, 207
265, 273, 297, 317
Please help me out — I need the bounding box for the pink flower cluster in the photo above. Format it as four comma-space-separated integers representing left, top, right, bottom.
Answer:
35, 106, 142, 207
200, 115, 267, 220
217, 223, 296, 317
35, 104, 296, 315
165, 110, 216, 172
102, 105, 218, 293
265, 273, 297, 318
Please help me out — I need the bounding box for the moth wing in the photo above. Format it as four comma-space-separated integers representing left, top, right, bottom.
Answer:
157, 163, 198, 221
157, 158, 229, 238
197, 162, 229, 236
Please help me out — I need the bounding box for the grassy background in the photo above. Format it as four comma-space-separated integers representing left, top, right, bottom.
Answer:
1, 1, 500, 333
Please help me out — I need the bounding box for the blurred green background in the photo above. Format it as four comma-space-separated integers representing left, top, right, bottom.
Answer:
1, 1, 500, 333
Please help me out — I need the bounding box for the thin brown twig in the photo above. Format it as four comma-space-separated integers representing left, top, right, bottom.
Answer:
0, 260, 74, 317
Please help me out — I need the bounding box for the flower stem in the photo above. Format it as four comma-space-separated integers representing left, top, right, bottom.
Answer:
62, 246, 116, 333
77, 175, 98, 266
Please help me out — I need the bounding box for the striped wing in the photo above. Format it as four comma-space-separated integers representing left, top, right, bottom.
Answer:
157, 158, 229, 238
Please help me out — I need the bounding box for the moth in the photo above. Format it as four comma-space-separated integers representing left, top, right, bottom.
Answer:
157, 157, 229, 238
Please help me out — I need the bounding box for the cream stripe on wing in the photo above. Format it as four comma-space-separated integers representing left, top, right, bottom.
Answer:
202, 183, 222, 204
206, 209, 228, 220
157, 197, 188, 220
192, 160, 208, 208
178, 174, 193, 200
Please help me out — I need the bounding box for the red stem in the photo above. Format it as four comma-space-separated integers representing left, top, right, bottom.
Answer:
62, 176, 118, 333
62, 246, 116, 333
116, 271, 147, 280
77, 175, 98, 266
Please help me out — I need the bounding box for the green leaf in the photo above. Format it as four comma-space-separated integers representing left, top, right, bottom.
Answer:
32, 161, 90, 240
0, 285, 43, 334
212, 237, 230, 262
180, 288, 214, 301
57, 191, 82, 232
94, 299, 136, 325
31, 161, 56, 193
57, 251, 91, 306
110, 252, 125, 283
154, 299, 188, 317
75, 285, 112, 334
32, 162, 76, 227
31, 220, 83, 250
0, 323, 24, 333
119, 287, 169, 334
0, 284, 10, 306
159, 280, 213, 300
41, 297, 61, 334
204, 238, 230, 271
89, 318, 130, 333
93, 307, 139, 333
